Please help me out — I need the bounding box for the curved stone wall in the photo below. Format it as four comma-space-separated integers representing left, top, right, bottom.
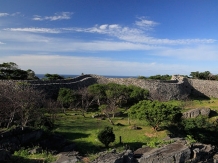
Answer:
1, 74, 218, 101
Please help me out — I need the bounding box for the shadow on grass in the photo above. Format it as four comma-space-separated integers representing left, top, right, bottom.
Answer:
114, 142, 144, 152
55, 131, 90, 140
209, 110, 218, 118
10, 156, 47, 163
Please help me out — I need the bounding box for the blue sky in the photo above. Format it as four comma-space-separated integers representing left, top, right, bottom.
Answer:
0, 0, 218, 76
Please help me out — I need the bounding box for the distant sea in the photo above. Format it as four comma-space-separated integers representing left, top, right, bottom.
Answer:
36, 74, 138, 79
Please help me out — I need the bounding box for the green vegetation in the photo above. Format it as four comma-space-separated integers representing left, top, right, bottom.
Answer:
97, 126, 115, 148
12, 147, 56, 163
138, 74, 171, 80
44, 73, 65, 80
128, 100, 181, 131
0, 62, 38, 80
1, 62, 218, 162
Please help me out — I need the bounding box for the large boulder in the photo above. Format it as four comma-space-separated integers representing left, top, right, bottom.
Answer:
138, 139, 191, 163
182, 108, 211, 118
91, 150, 135, 163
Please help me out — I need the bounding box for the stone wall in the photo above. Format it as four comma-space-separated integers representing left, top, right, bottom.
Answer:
187, 79, 218, 98
1, 74, 218, 101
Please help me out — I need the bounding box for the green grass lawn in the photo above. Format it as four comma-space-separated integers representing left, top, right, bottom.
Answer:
53, 111, 166, 156
53, 98, 218, 157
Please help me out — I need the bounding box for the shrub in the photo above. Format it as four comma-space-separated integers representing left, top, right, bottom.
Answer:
97, 126, 115, 148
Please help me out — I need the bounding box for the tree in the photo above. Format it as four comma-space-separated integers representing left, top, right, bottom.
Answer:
57, 88, 76, 113
98, 126, 115, 148
181, 115, 218, 144
105, 83, 128, 117
44, 73, 64, 80
0, 82, 45, 128
0, 62, 38, 80
99, 104, 115, 125
88, 84, 106, 106
127, 85, 149, 105
77, 87, 96, 117
128, 100, 181, 131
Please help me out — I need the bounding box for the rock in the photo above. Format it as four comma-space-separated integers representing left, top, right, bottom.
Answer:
213, 153, 218, 163
134, 147, 153, 158
182, 108, 211, 118
138, 140, 191, 163
28, 147, 43, 154
0, 149, 11, 161
91, 150, 136, 163
189, 143, 216, 162
52, 151, 80, 163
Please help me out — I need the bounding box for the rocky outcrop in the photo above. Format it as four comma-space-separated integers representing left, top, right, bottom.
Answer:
182, 108, 211, 118
89, 140, 218, 163
138, 139, 190, 163
91, 150, 135, 163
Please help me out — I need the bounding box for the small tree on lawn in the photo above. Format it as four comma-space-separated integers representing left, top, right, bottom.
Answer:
128, 100, 181, 131
98, 126, 115, 148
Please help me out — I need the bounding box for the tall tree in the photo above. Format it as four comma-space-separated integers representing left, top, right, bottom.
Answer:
57, 88, 76, 113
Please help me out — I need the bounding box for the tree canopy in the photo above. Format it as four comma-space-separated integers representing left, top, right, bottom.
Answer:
0, 62, 38, 80
44, 73, 64, 80
128, 100, 181, 130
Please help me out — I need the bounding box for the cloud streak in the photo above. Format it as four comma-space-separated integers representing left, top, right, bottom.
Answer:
66, 24, 216, 45
4, 28, 61, 33
0, 13, 9, 17
32, 12, 73, 21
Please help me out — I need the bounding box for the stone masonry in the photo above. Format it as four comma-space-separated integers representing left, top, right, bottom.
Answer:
1, 74, 218, 101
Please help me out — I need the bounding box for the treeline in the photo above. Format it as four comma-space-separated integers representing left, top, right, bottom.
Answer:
138, 71, 218, 81
57, 83, 149, 125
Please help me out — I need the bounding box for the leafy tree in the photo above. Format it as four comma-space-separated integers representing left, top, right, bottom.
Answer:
128, 100, 181, 131
0, 62, 38, 80
44, 73, 64, 80
190, 71, 212, 80
98, 126, 115, 148
88, 84, 106, 106
181, 116, 218, 144
99, 104, 115, 125
149, 74, 171, 80
77, 87, 96, 117
105, 83, 129, 117
57, 88, 76, 113
128, 85, 149, 105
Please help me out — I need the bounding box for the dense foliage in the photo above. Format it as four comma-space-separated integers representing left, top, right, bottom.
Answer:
97, 126, 115, 148
138, 74, 171, 80
128, 100, 181, 130
44, 73, 64, 80
181, 116, 218, 144
0, 62, 38, 80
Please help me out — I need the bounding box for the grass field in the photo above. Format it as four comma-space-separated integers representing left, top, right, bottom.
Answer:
53, 98, 218, 157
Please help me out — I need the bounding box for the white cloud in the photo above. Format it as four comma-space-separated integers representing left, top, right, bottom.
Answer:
0, 13, 9, 17
66, 24, 216, 45
4, 28, 61, 33
32, 12, 73, 21
135, 17, 158, 30
0, 54, 194, 76
0, 41, 5, 44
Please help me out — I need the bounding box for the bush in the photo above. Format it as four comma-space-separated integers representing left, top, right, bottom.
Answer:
97, 126, 115, 148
